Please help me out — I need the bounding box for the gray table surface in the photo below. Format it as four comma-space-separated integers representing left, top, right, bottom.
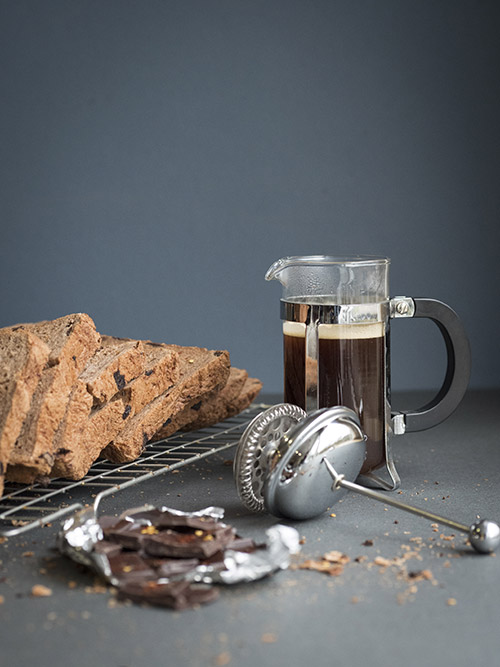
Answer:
1, 390, 499, 667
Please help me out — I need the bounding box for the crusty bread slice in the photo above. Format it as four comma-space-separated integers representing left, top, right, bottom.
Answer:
50, 341, 179, 480
103, 345, 230, 463
181, 373, 262, 433
4, 314, 100, 482
0, 330, 50, 496
151, 367, 248, 441
79, 337, 145, 406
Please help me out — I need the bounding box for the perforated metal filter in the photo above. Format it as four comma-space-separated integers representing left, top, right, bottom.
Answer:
233, 404, 307, 512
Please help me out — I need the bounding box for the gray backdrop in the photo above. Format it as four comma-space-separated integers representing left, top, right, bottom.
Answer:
1, 0, 499, 395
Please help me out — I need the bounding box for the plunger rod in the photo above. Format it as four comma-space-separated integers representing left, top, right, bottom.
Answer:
322, 458, 500, 553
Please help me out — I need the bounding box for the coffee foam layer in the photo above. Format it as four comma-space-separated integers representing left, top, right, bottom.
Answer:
283, 321, 385, 340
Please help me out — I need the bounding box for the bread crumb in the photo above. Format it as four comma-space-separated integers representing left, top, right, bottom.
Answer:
261, 632, 278, 643
354, 555, 368, 563
31, 584, 52, 597
213, 651, 231, 666
323, 550, 350, 565
0, 595, 4, 604
84, 584, 107, 594
298, 559, 344, 576
447, 597, 457, 606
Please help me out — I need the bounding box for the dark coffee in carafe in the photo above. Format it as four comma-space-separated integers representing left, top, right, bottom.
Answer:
284, 321, 386, 473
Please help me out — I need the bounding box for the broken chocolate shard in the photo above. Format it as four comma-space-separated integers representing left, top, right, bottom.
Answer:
153, 558, 200, 578
142, 525, 235, 560
113, 370, 126, 390
117, 579, 219, 610
108, 552, 157, 583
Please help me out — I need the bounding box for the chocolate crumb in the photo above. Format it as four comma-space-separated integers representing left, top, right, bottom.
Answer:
362, 540, 374, 547
113, 370, 126, 391
122, 405, 132, 420
191, 401, 202, 411
145, 369, 154, 377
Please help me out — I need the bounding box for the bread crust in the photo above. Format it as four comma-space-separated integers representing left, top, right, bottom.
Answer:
152, 367, 250, 440
103, 346, 230, 463
4, 314, 101, 482
0, 330, 50, 495
51, 342, 179, 479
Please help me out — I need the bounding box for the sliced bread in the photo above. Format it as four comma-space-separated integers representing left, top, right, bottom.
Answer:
50, 341, 179, 480
152, 366, 248, 440
79, 337, 145, 406
0, 330, 50, 495
4, 313, 101, 483
103, 345, 230, 463
182, 374, 262, 433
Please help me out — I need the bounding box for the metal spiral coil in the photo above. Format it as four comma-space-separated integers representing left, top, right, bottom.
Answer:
233, 403, 306, 512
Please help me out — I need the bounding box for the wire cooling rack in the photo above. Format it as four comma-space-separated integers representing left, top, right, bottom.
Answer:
0, 404, 266, 538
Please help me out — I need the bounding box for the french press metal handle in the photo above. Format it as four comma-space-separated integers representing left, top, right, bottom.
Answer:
390, 297, 471, 434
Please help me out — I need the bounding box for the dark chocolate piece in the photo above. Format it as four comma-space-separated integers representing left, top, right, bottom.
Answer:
117, 580, 219, 610
93, 540, 123, 559
152, 557, 201, 578
108, 552, 156, 583
113, 370, 126, 390
142, 530, 228, 559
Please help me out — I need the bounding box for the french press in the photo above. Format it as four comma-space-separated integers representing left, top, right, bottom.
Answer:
265, 256, 471, 489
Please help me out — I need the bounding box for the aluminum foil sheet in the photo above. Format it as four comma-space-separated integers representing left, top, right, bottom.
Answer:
58, 503, 300, 609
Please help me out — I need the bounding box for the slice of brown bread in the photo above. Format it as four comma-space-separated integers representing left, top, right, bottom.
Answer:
182, 373, 262, 433
48, 337, 147, 478
50, 341, 179, 480
0, 330, 50, 496
79, 337, 145, 406
103, 345, 230, 463
4, 313, 101, 483
151, 367, 248, 441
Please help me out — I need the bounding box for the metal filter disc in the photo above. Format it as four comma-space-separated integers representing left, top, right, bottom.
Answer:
264, 406, 366, 520
233, 404, 307, 512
